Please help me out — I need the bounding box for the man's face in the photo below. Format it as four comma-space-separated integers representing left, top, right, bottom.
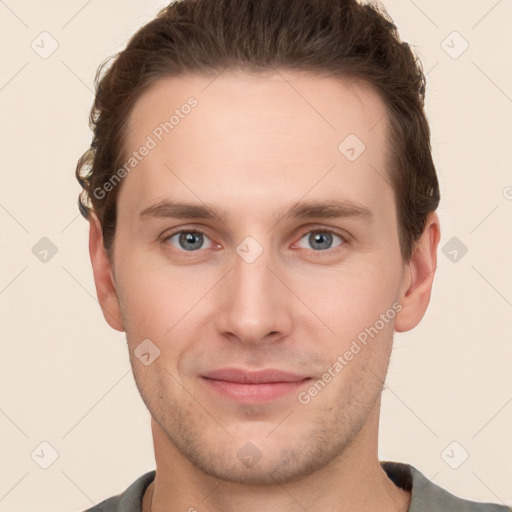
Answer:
111, 71, 410, 484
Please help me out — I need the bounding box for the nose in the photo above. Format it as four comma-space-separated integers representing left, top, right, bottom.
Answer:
214, 240, 293, 345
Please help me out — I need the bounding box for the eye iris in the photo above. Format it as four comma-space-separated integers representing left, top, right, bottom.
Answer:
179, 232, 203, 251
310, 231, 332, 250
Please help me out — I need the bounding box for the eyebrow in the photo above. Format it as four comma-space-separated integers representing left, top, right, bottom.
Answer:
139, 199, 372, 226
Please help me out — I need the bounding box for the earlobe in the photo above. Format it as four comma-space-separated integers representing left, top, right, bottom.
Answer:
395, 212, 441, 333
88, 212, 125, 332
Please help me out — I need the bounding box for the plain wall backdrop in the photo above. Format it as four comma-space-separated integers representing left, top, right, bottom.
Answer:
0, 0, 511, 511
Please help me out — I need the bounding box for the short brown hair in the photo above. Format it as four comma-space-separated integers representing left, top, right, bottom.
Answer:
76, 0, 440, 262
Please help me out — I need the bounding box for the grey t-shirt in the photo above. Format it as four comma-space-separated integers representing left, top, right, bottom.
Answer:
83, 461, 511, 512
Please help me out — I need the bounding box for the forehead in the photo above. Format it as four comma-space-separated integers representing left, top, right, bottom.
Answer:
120, 70, 394, 223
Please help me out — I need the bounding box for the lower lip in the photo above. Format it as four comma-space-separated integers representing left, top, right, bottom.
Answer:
201, 377, 311, 403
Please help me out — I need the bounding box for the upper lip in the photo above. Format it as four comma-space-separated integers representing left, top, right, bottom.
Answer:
202, 368, 310, 384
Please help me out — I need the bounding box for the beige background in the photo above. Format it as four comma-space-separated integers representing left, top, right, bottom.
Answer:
0, 0, 511, 510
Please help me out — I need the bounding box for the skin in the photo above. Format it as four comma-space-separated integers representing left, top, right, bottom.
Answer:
89, 70, 440, 512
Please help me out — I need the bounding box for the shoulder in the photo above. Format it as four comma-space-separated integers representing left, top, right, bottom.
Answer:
81, 471, 155, 512
381, 461, 511, 512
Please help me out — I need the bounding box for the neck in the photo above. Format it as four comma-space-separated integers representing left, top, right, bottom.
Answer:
146, 399, 411, 512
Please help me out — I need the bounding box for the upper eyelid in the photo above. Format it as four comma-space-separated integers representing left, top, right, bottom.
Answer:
296, 226, 346, 239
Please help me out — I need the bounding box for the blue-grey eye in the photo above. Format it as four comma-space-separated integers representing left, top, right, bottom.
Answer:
297, 230, 344, 251
166, 231, 211, 251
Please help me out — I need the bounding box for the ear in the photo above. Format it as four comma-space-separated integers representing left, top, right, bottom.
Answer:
88, 212, 124, 332
395, 211, 441, 332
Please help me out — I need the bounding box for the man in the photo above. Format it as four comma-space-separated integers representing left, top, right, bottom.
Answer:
75, 0, 510, 510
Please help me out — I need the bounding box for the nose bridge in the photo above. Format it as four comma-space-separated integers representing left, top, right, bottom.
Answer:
214, 235, 290, 343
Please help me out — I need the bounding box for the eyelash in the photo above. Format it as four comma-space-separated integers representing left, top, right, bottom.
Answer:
162, 226, 348, 256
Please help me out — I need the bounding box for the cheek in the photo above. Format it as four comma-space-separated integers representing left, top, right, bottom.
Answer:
114, 256, 173, 339
115, 253, 215, 352
298, 261, 402, 342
